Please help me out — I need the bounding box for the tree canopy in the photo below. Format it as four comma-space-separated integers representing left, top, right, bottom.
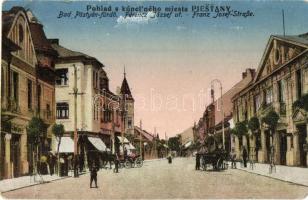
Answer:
27, 117, 47, 144
262, 110, 279, 131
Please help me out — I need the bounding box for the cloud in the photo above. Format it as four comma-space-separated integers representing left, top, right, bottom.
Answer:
176, 25, 187, 31
116, 11, 156, 26
230, 26, 244, 31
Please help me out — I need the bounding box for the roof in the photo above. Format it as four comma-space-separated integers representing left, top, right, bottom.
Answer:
213, 68, 255, 126
120, 76, 134, 100
2, 7, 29, 37
273, 33, 308, 47
2, 37, 20, 52
233, 33, 308, 99
134, 126, 154, 142
51, 42, 104, 67
29, 23, 57, 56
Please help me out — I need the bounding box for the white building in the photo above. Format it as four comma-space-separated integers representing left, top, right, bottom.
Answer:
50, 39, 107, 157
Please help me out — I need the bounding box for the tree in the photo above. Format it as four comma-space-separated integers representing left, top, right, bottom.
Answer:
168, 136, 181, 153
52, 123, 65, 176
27, 117, 47, 175
248, 117, 260, 134
292, 93, 308, 111
262, 110, 279, 131
234, 121, 248, 136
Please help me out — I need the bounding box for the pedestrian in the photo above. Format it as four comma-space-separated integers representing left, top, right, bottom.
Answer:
48, 153, 55, 175
243, 147, 248, 168
230, 148, 236, 169
90, 163, 99, 188
167, 154, 172, 164
113, 152, 119, 173
195, 153, 200, 170
124, 147, 128, 160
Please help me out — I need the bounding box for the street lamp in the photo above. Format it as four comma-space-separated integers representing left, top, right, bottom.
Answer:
211, 79, 225, 150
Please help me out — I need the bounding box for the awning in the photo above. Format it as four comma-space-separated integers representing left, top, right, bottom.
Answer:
184, 141, 192, 148
54, 137, 74, 153
88, 137, 107, 152
117, 136, 130, 143
121, 143, 135, 150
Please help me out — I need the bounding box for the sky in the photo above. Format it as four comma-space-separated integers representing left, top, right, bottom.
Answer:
2, 0, 308, 138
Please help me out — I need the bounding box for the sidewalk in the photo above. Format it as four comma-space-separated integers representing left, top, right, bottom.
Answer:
234, 162, 308, 187
0, 174, 69, 193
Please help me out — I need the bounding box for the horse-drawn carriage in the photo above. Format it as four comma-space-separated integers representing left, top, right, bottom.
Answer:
198, 135, 229, 171
200, 149, 228, 171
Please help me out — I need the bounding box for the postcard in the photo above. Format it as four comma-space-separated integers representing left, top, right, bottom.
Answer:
1, 0, 308, 199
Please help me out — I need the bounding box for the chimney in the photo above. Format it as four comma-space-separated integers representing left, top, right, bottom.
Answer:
242, 71, 247, 79
48, 38, 59, 45
242, 68, 256, 79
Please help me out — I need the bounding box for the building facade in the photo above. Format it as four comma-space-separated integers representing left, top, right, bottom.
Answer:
1, 7, 56, 179
99, 70, 123, 153
193, 69, 255, 154
232, 33, 308, 166
120, 72, 134, 135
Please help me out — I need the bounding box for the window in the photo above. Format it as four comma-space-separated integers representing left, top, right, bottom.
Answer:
265, 88, 273, 105
1, 68, 4, 99
278, 80, 285, 103
93, 71, 97, 89
128, 118, 132, 128
19, 24, 24, 43
46, 104, 51, 119
55, 69, 68, 86
12, 71, 19, 103
27, 80, 32, 110
296, 69, 302, 99
56, 102, 69, 119
254, 95, 261, 113
116, 110, 119, 124
100, 77, 109, 92
37, 85, 41, 113
274, 48, 280, 64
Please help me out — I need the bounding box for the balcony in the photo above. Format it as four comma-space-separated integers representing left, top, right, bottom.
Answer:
8, 99, 21, 114
279, 102, 286, 116
42, 109, 54, 123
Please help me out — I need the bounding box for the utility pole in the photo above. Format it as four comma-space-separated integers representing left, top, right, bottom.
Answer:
282, 9, 286, 36
140, 119, 142, 159
69, 64, 84, 177
211, 79, 225, 150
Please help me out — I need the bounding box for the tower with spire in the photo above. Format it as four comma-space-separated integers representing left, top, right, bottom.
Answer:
120, 66, 134, 135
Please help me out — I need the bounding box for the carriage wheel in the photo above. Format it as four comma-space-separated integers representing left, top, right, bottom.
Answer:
135, 158, 143, 168
216, 158, 223, 171
125, 160, 132, 169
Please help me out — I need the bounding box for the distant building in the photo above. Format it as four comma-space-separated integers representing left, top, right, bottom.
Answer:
179, 127, 194, 156
193, 69, 255, 154
120, 71, 134, 135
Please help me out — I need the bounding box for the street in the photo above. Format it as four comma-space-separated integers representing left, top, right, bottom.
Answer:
2, 158, 308, 199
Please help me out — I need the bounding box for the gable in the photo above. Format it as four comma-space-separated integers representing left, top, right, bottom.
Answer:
6, 11, 37, 66
292, 108, 307, 123
254, 36, 307, 82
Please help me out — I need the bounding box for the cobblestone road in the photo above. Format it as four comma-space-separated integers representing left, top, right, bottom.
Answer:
2, 157, 308, 199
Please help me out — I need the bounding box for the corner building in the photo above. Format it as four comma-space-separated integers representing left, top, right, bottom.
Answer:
232, 33, 308, 167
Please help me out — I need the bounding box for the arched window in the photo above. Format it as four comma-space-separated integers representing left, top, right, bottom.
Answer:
18, 24, 24, 44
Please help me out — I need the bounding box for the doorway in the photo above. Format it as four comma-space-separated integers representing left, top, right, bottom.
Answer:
11, 134, 21, 177
265, 130, 271, 163
297, 125, 307, 167
280, 130, 287, 165
0, 133, 5, 180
